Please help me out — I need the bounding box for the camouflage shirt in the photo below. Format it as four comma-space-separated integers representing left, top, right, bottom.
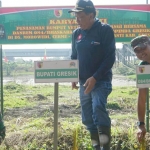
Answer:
139, 61, 150, 65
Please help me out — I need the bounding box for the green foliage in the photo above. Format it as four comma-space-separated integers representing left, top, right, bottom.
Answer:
3, 62, 18, 76
3, 83, 35, 108
107, 102, 121, 110
127, 75, 136, 81
108, 86, 137, 110
3, 60, 34, 77
4, 97, 34, 108
113, 64, 135, 76
109, 86, 137, 99
140, 139, 146, 150
72, 125, 93, 150
111, 125, 140, 150
4, 82, 25, 92
117, 66, 135, 75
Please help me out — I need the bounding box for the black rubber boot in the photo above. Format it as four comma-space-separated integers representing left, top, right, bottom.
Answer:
97, 126, 111, 150
90, 132, 100, 150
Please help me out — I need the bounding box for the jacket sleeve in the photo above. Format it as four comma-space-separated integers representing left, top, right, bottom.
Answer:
93, 25, 116, 81
71, 30, 77, 60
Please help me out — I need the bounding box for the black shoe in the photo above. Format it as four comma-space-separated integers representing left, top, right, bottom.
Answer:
90, 132, 100, 149
98, 126, 111, 150
93, 145, 100, 150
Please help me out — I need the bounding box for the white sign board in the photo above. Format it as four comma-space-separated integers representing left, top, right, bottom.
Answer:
136, 65, 150, 88
34, 60, 79, 83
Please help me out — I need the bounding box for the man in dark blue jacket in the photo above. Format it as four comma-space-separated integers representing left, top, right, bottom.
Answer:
68, 0, 116, 149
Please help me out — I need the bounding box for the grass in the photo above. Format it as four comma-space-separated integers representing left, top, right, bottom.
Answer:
127, 75, 136, 81
4, 97, 34, 108
109, 86, 138, 99
3, 83, 35, 108
0, 83, 150, 149
111, 113, 136, 120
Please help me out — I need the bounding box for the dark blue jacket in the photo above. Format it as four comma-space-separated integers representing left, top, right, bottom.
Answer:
71, 19, 116, 84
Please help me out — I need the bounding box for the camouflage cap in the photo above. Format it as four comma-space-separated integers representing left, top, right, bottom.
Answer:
131, 35, 150, 50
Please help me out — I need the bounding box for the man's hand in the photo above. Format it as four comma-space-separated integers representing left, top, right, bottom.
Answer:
72, 82, 79, 90
137, 125, 146, 143
84, 76, 96, 94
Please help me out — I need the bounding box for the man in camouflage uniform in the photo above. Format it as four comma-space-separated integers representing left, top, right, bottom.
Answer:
0, 112, 5, 144
131, 35, 150, 142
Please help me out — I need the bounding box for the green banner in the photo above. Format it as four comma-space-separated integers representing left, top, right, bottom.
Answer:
137, 74, 150, 84
35, 69, 78, 79
0, 6, 150, 44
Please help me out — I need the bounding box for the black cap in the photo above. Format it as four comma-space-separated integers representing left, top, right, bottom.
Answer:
131, 35, 150, 50
68, 0, 95, 13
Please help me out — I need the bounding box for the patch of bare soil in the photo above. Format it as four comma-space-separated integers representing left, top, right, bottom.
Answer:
4, 103, 81, 120
3, 99, 80, 149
